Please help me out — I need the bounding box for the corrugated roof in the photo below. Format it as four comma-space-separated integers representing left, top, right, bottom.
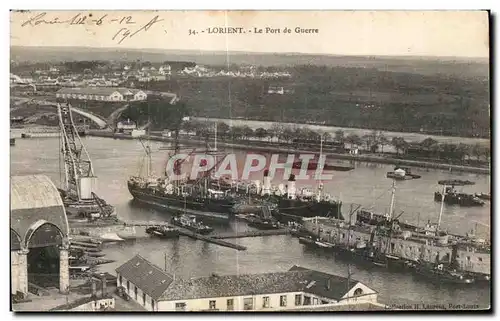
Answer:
11, 175, 64, 210
115, 255, 174, 300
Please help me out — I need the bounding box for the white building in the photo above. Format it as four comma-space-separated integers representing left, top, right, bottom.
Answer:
116, 119, 137, 133
116, 255, 378, 312
268, 86, 285, 95
56, 87, 147, 102
159, 65, 172, 75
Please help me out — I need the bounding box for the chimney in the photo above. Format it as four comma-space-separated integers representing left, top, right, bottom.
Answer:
262, 169, 271, 195
287, 174, 296, 200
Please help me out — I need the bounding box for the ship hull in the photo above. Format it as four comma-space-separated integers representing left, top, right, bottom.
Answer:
272, 197, 343, 221
128, 184, 234, 221
434, 192, 485, 207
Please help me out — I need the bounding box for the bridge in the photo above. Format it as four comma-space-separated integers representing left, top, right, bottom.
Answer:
11, 96, 108, 129
12, 89, 179, 130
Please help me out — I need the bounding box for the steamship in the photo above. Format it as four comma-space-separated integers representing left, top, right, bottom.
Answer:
247, 170, 344, 221
127, 134, 236, 221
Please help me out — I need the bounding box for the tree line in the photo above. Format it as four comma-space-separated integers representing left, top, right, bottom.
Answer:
178, 120, 490, 165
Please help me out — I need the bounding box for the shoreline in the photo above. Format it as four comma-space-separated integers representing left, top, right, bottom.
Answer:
86, 130, 490, 175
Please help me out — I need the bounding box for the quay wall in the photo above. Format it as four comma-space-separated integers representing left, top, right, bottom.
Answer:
87, 130, 490, 175
303, 220, 490, 275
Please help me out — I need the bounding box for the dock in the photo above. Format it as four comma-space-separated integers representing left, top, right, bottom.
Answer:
122, 220, 247, 251
210, 229, 289, 239
176, 228, 247, 251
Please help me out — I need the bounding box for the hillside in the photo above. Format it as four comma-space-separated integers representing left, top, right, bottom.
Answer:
10, 46, 489, 79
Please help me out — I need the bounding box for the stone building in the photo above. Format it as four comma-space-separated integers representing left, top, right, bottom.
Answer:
115, 255, 378, 311
11, 175, 70, 298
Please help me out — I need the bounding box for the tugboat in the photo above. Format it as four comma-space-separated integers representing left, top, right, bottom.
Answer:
145, 225, 180, 239
474, 193, 491, 201
434, 180, 485, 207
247, 216, 281, 230
413, 263, 475, 284
171, 215, 214, 235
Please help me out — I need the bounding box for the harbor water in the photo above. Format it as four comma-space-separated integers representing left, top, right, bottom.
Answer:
10, 136, 491, 308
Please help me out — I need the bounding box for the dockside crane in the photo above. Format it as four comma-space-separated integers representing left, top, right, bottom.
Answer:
58, 103, 115, 217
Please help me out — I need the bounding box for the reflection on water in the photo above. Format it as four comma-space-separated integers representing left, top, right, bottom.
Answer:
10, 137, 491, 308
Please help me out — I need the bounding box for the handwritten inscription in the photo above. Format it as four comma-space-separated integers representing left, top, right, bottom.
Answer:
20, 12, 165, 44
112, 15, 164, 44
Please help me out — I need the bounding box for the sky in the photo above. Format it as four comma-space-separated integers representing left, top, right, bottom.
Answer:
10, 10, 489, 58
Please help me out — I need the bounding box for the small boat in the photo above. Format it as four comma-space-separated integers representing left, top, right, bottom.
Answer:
69, 265, 91, 273
85, 252, 106, 258
414, 263, 475, 284
70, 241, 101, 249
474, 193, 491, 201
314, 240, 335, 248
87, 258, 116, 266
298, 236, 317, 246
171, 215, 214, 235
70, 245, 102, 252
247, 217, 281, 230
146, 226, 180, 239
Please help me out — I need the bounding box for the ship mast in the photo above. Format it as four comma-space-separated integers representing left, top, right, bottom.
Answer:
388, 180, 396, 220
437, 183, 446, 231
316, 134, 324, 201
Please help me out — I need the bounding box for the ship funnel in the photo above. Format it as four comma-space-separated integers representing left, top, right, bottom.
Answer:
287, 175, 297, 200
262, 168, 271, 195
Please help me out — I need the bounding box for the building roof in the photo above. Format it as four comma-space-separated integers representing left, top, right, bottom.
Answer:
115, 255, 174, 300
11, 175, 64, 211
159, 265, 365, 302
10, 175, 69, 248
57, 87, 144, 96
288, 265, 365, 300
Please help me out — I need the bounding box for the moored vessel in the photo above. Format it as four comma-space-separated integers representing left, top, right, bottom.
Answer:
128, 121, 237, 222
145, 225, 180, 239
434, 180, 485, 207
171, 214, 214, 235
301, 178, 491, 280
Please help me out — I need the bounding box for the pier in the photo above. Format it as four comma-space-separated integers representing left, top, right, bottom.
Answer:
121, 221, 291, 250
210, 229, 289, 239
177, 228, 247, 251
122, 221, 247, 251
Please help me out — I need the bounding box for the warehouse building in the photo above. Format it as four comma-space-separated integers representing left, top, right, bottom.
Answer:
56, 87, 147, 102
115, 255, 378, 312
